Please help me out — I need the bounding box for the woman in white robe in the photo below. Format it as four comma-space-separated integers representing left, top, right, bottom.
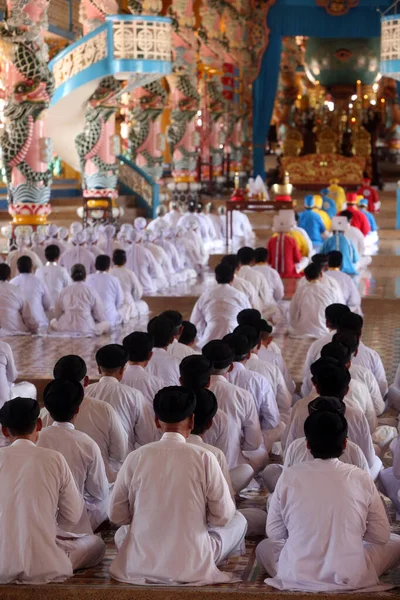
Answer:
50, 264, 110, 337
0, 264, 36, 335
110, 249, 149, 320
126, 230, 168, 293
59, 231, 95, 276
157, 227, 197, 282
30, 232, 47, 264
6, 236, 43, 278
142, 230, 180, 286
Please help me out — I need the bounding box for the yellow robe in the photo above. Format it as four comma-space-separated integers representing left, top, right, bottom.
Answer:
328, 183, 346, 212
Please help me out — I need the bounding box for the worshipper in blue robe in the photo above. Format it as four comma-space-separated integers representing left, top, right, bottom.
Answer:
320, 188, 338, 219
358, 198, 378, 232
297, 196, 326, 247
320, 216, 359, 276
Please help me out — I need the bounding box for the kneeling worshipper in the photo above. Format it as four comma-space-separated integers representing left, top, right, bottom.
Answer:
146, 316, 181, 385
35, 244, 72, 311
297, 195, 326, 248
379, 430, 400, 518
38, 379, 110, 535
253, 247, 285, 303
267, 213, 303, 278
296, 254, 345, 305
122, 332, 165, 406
344, 193, 371, 237
220, 254, 265, 315
110, 248, 149, 320
30, 231, 47, 264
289, 263, 343, 338
326, 250, 362, 314
256, 410, 400, 592
312, 194, 332, 231
358, 197, 379, 246
6, 234, 43, 278
340, 210, 372, 268
0, 263, 36, 335
109, 386, 247, 586
237, 247, 278, 316
328, 178, 346, 212
321, 216, 359, 275
0, 397, 105, 584
190, 263, 250, 347
59, 231, 95, 275
320, 188, 338, 219
44, 223, 68, 253
357, 176, 381, 212
50, 263, 110, 337
125, 229, 168, 293
87, 255, 124, 326
11, 255, 51, 330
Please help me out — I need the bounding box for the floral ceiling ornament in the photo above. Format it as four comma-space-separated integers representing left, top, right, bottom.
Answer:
316, 0, 359, 17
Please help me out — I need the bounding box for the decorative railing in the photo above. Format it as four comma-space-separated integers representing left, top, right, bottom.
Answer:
118, 155, 159, 219
49, 14, 172, 104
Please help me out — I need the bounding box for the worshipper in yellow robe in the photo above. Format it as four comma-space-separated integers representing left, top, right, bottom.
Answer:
313, 195, 331, 231
328, 179, 346, 212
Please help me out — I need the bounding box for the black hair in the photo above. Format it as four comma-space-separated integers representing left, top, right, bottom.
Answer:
113, 248, 127, 266
325, 304, 350, 328
233, 324, 260, 349
17, 255, 32, 274
254, 247, 268, 263
304, 262, 321, 281
45, 244, 60, 262
147, 315, 175, 348
215, 262, 234, 284
311, 359, 351, 400
304, 411, 348, 459
221, 254, 240, 271
43, 380, 84, 422
0, 264, 11, 281
237, 246, 255, 266
320, 341, 351, 365
332, 331, 359, 355
339, 210, 353, 223
337, 313, 363, 337
95, 254, 111, 272
179, 321, 197, 346
71, 263, 86, 282
311, 253, 328, 267
123, 332, 154, 362
160, 310, 183, 336
192, 388, 218, 435
327, 251, 343, 269
53, 355, 87, 381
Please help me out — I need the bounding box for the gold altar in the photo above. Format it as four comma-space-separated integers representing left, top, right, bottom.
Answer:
281, 153, 367, 186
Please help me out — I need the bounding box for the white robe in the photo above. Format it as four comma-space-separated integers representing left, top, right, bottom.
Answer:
109, 432, 245, 585
289, 280, 344, 338
285, 437, 369, 472
50, 281, 110, 337
59, 246, 95, 276
159, 238, 196, 282
167, 338, 197, 361
253, 263, 284, 303
85, 376, 156, 452
326, 268, 362, 314
163, 209, 181, 228
232, 275, 263, 314
0, 439, 85, 584
0, 341, 17, 406
258, 345, 295, 395
379, 438, 400, 513
297, 271, 345, 304
121, 364, 164, 407
202, 408, 231, 460
110, 266, 149, 319
38, 421, 109, 534
6, 248, 43, 278
0, 281, 34, 335
190, 284, 250, 348
35, 262, 72, 309
258, 459, 398, 593
146, 347, 180, 386
11, 273, 51, 327
209, 374, 262, 469
237, 265, 275, 311
303, 333, 388, 397
246, 354, 292, 424
40, 395, 127, 484
144, 241, 179, 286
86, 271, 124, 325
126, 243, 167, 293
187, 433, 235, 499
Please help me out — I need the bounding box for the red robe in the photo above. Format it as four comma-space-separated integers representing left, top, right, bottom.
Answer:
345, 206, 371, 236
267, 233, 302, 278
356, 184, 379, 213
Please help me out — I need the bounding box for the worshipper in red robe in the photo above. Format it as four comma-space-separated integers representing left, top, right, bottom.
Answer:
356, 178, 380, 213
344, 193, 371, 237
267, 214, 302, 279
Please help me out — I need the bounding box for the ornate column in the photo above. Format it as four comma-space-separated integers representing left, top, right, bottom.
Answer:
0, 0, 54, 235
166, 0, 201, 208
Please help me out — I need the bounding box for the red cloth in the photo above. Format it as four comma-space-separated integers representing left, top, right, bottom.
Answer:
267, 233, 302, 278
356, 184, 379, 213
345, 206, 371, 236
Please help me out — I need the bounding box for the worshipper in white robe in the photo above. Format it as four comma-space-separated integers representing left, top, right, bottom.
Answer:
44, 223, 68, 253
326, 250, 362, 314
303, 311, 388, 398
11, 255, 51, 329
0, 264, 36, 335
35, 244, 71, 310
146, 316, 181, 385
205, 202, 225, 243
157, 226, 197, 282
190, 263, 250, 348
50, 263, 110, 337
256, 410, 400, 593
6, 235, 43, 278
110, 248, 149, 320
341, 210, 372, 268
254, 247, 285, 303
40, 355, 127, 484
163, 201, 181, 228
283, 359, 382, 479
86, 254, 124, 326
237, 247, 276, 317
30, 231, 47, 264
83, 228, 102, 258
179, 320, 198, 348
160, 310, 197, 360
220, 254, 264, 314
203, 341, 263, 472
176, 205, 208, 241
289, 263, 344, 338
125, 229, 168, 293
142, 229, 180, 286
122, 332, 164, 405
109, 386, 247, 586
296, 254, 345, 303
257, 323, 295, 395
219, 206, 255, 244
223, 333, 282, 453
59, 231, 95, 275
146, 204, 168, 232
183, 217, 209, 269
0, 397, 105, 584
85, 344, 156, 452
175, 225, 205, 276
388, 362, 400, 410
97, 223, 116, 258
38, 380, 110, 534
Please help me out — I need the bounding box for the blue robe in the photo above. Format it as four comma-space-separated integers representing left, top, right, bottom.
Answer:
360, 208, 377, 232
297, 210, 325, 245
321, 195, 337, 219
321, 233, 359, 275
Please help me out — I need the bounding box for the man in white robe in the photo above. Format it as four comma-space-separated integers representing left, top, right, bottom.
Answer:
0, 397, 105, 584
50, 264, 110, 337
237, 247, 276, 317
0, 264, 36, 335
121, 332, 164, 406
256, 410, 400, 592
6, 235, 43, 278
11, 255, 51, 329
146, 316, 181, 385
110, 248, 149, 320
254, 247, 285, 303
190, 263, 250, 348
85, 344, 156, 451
59, 231, 95, 276
109, 386, 247, 586
326, 250, 362, 314
35, 244, 71, 310
86, 254, 124, 326
220, 254, 264, 314
341, 210, 372, 268
38, 380, 110, 534
40, 355, 127, 484
160, 310, 197, 360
